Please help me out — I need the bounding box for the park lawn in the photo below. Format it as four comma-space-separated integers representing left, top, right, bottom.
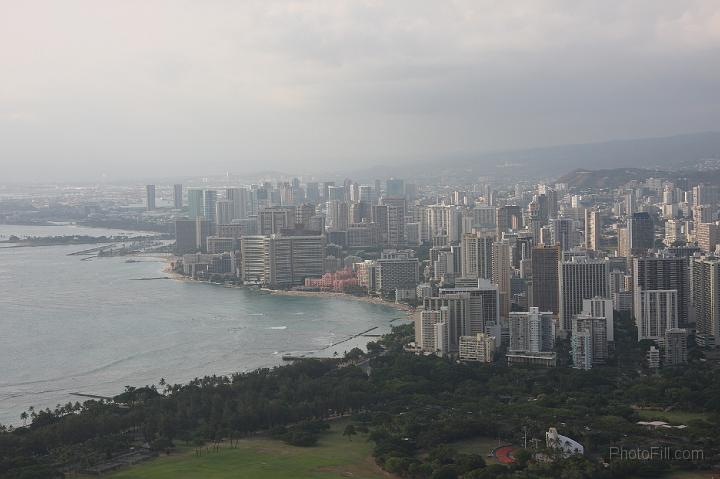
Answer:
447, 437, 503, 465
635, 409, 709, 425
101, 421, 391, 479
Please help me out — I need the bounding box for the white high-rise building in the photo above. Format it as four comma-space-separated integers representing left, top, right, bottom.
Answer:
461, 233, 494, 280
508, 307, 555, 353
635, 289, 678, 341
582, 297, 614, 341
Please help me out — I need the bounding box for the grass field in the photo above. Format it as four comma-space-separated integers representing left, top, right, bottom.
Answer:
635, 409, 709, 425
97, 421, 392, 479
448, 437, 504, 464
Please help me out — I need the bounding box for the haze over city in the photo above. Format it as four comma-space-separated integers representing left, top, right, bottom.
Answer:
4, 2, 720, 478
2, 1, 720, 182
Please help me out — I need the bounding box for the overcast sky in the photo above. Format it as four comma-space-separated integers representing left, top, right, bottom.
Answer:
1, 1, 720, 181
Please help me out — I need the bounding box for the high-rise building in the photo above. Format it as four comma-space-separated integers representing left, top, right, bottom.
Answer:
571, 314, 608, 369
417, 309, 449, 355
691, 256, 720, 348
226, 187, 248, 220
550, 217, 575, 251
628, 212, 654, 255
633, 254, 689, 327
531, 244, 560, 315
386, 178, 405, 197
215, 200, 234, 225
381, 197, 407, 247
496, 205, 522, 238
305, 182, 320, 203
584, 209, 601, 251
187, 189, 205, 219
458, 333, 496, 362
582, 297, 614, 342
375, 250, 420, 294
696, 222, 720, 253
326, 200, 349, 231
635, 289, 678, 341
663, 328, 688, 366
240, 232, 325, 287
295, 203, 316, 230
461, 233, 494, 280
174, 218, 211, 255
371, 205, 389, 245
439, 281, 500, 340
146, 185, 156, 211
173, 184, 183, 209
508, 307, 555, 353
492, 241, 512, 319
558, 257, 609, 332
258, 206, 296, 235
203, 190, 218, 223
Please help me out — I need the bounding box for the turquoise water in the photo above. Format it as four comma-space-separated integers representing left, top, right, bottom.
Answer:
0, 228, 401, 426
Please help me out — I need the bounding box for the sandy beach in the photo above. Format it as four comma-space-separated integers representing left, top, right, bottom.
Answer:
162, 257, 416, 316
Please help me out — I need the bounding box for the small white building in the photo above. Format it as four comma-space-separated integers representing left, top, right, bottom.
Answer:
546, 428, 584, 457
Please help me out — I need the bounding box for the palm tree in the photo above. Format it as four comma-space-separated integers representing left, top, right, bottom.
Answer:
20, 411, 28, 426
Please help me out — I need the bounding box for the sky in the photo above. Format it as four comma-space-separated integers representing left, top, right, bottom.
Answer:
1, 0, 720, 182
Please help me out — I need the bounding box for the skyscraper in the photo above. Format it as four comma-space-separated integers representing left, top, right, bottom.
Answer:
691, 256, 720, 347
558, 257, 609, 332
633, 254, 689, 327
203, 190, 218, 223
531, 244, 560, 315
461, 233, 494, 280
635, 289, 678, 341
187, 189, 205, 219
173, 184, 183, 209
215, 200, 234, 225
550, 217, 575, 251
146, 185, 156, 211
508, 307, 555, 353
584, 209, 600, 251
492, 241, 512, 319
628, 212, 654, 255
226, 187, 248, 221
386, 178, 405, 197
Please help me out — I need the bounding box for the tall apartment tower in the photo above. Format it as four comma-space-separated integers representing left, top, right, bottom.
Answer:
215, 200, 235, 225
496, 205, 522, 238
146, 185, 156, 211
258, 206, 296, 235
461, 233, 494, 280
173, 184, 183, 209
635, 289, 678, 341
628, 212, 654, 255
571, 314, 608, 369
187, 188, 204, 219
633, 254, 689, 327
663, 328, 688, 365
582, 297, 614, 341
531, 244, 560, 315
550, 217, 575, 251
508, 307, 555, 353
584, 209, 601, 251
203, 190, 218, 223
226, 187, 248, 221
558, 257, 609, 332
492, 241, 512, 319
691, 256, 720, 348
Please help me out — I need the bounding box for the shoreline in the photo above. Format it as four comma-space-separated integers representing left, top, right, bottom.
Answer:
161, 258, 415, 316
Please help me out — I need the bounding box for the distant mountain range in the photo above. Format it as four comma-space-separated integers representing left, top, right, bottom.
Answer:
346, 131, 720, 184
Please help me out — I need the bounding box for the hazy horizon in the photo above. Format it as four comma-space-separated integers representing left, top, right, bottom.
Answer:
2, 1, 720, 182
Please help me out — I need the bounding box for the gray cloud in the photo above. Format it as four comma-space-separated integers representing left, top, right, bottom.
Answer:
1, 0, 719, 181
